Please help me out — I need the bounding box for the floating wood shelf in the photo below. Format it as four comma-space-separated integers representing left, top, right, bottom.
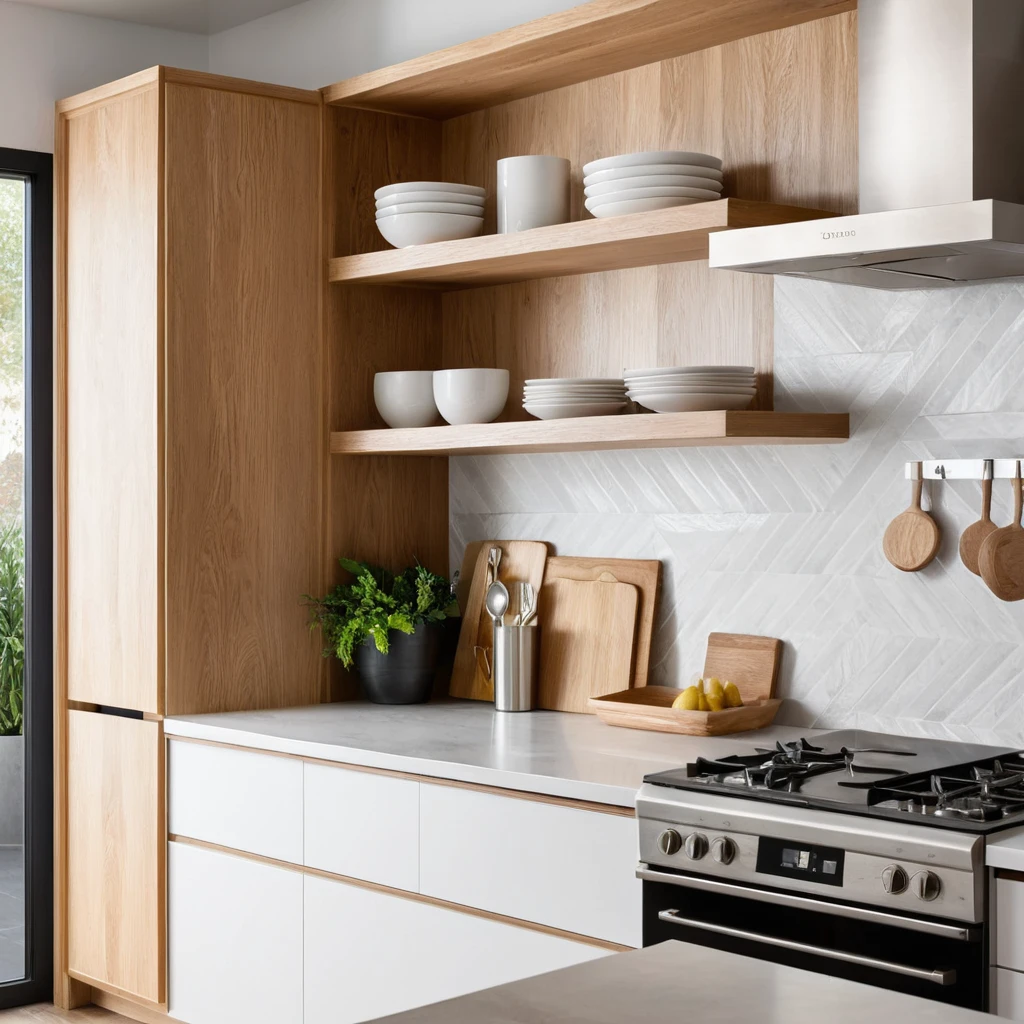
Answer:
330, 412, 850, 457
328, 200, 835, 288
321, 0, 856, 118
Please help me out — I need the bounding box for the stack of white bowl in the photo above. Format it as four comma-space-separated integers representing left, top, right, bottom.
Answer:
583, 151, 724, 219
375, 181, 486, 247
624, 366, 756, 413
523, 378, 627, 420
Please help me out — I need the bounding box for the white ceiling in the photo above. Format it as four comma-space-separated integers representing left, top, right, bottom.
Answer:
8, 0, 309, 34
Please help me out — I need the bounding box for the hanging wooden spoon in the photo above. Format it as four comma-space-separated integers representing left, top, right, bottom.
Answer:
979, 461, 1024, 602
883, 463, 941, 572
959, 460, 998, 576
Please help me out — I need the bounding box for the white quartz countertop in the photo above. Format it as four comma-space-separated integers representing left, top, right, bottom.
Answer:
370, 940, 992, 1024
164, 700, 823, 806
985, 826, 1024, 871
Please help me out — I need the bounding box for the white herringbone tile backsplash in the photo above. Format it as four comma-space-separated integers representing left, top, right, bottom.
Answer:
450, 277, 1024, 744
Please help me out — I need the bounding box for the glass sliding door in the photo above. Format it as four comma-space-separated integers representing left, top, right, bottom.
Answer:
0, 147, 52, 1008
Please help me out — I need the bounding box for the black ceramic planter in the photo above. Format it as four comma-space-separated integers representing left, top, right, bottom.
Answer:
354, 625, 441, 704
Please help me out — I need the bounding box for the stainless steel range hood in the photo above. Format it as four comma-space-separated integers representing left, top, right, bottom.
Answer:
709, 0, 1024, 289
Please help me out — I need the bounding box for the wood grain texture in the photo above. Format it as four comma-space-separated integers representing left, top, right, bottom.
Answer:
89, 990, 169, 1023
450, 541, 549, 700
0, 1006, 119, 1022
322, 0, 856, 117
703, 632, 782, 704
883, 478, 942, 573
589, 687, 782, 736
542, 557, 661, 689
64, 84, 162, 714
163, 84, 323, 715
55, 67, 161, 116
538, 578, 639, 714
67, 712, 163, 1004
959, 478, 998, 576
331, 411, 850, 456
980, 471, 1024, 603
328, 200, 836, 287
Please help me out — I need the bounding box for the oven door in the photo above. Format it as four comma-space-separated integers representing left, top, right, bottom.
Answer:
640, 866, 986, 1010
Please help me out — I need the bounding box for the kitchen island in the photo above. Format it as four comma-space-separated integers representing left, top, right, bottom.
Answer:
370, 939, 993, 1023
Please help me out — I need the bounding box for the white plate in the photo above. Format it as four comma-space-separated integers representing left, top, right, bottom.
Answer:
376, 191, 485, 208
524, 393, 628, 403
584, 163, 724, 185
628, 392, 754, 413
587, 196, 707, 218
627, 385, 756, 396
586, 185, 723, 206
376, 212, 484, 247
524, 377, 624, 386
376, 200, 485, 218
624, 373, 755, 384
524, 400, 627, 419
585, 176, 723, 197
374, 181, 486, 201
625, 365, 755, 376
583, 151, 722, 176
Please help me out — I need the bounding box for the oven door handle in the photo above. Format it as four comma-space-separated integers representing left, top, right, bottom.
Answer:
637, 865, 979, 941
657, 910, 957, 986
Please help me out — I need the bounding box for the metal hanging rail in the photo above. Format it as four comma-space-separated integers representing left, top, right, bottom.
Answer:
904, 459, 1024, 481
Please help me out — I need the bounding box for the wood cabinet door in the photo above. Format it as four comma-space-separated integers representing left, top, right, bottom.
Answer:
62, 82, 161, 714
67, 711, 163, 1003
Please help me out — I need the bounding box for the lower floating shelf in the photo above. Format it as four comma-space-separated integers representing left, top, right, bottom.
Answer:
330, 411, 850, 457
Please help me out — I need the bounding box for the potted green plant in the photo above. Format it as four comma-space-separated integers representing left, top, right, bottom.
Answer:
308, 558, 458, 704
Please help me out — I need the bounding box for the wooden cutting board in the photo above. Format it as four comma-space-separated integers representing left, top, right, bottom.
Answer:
542, 556, 661, 687
538, 577, 639, 714
703, 632, 782, 705
450, 540, 549, 700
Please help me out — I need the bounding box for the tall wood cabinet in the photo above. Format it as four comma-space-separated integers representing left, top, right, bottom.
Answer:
55, 67, 325, 1010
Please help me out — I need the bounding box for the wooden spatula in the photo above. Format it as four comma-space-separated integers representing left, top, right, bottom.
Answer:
959, 460, 998, 576
883, 464, 941, 572
979, 462, 1024, 602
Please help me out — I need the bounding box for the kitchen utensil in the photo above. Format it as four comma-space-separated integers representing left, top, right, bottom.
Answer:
492, 623, 540, 712
959, 459, 998, 576
485, 580, 509, 626
487, 544, 501, 585
882, 464, 941, 572
376, 211, 484, 247
583, 150, 722, 175
703, 632, 783, 705
497, 155, 570, 233
373, 370, 440, 428
519, 582, 537, 626
433, 368, 509, 425
538, 576, 639, 713
450, 540, 549, 700
979, 461, 1024, 601
543, 556, 661, 688
374, 181, 486, 201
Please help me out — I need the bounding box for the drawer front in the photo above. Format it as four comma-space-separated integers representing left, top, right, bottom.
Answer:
303, 874, 608, 1024
996, 968, 1024, 1020
419, 784, 640, 946
168, 740, 302, 862
304, 763, 418, 891
997, 879, 1024, 971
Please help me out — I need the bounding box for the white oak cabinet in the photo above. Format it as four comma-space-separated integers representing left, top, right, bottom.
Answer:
303, 874, 607, 1024
993, 875, 1024, 1019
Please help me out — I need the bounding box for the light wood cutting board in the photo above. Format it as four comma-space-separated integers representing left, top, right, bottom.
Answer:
542, 556, 661, 688
538, 577, 639, 714
450, 540, 549, 701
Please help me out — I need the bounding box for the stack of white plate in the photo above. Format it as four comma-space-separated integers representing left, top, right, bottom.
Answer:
375, 181, 486, 247
582, 151, 724, 219
523, 378, 628, 420
624, 366, 756, 413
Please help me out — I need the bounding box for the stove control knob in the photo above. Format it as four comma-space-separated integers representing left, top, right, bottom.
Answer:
881, 865, 909, 895
684, 832, 709, 861
911, 870, 942, 902
711, 837, 737, 865
657, 829, 682, 856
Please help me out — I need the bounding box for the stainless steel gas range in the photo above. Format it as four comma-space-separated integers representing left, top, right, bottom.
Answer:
636, 730, 1024, 1011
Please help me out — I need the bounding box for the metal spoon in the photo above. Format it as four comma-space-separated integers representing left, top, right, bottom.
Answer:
520, 583, 538, 626
485, 581, 509, 627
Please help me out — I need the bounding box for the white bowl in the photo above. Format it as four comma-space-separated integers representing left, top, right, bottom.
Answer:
524, 388, 627, 399
376, 212, 484, 247
583, 151, 722, 176
628, 386, 756, 396
625, 365, 755, 376
524, 377, 624, 386
524, 393, 628, 403
373, 371, 440, 429
624, 376, 755, 389
376, 200, 485, 218
628, 392, 754, 413
584, 163, 724, 185
376, 191, 485, 209
587, 196, 705, 218
585, 176, 722, 198
586, 185, 723, 206
375, 181, 486, 201
433, 369, 509, 425
524, 400, 627, 420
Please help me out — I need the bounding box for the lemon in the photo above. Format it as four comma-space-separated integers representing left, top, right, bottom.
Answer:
698, 691, 711, 712
672, 686, 700, 711
723, 681, 743, 708
706, 694, 724, 712
705, 677, 724, 699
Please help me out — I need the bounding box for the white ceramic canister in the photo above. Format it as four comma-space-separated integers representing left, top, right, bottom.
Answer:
496, 155, 571, 233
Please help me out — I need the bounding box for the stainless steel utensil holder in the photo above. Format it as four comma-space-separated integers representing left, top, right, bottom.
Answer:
905, 459, 1024, 480
493, 624, 539, 712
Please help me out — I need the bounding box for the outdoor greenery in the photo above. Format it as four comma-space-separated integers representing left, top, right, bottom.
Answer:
0, 523, 23, 736
308, 559, 458, 668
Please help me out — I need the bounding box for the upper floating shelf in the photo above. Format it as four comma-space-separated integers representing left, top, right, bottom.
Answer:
321, 0, 856, 119
328, 200, 835, 288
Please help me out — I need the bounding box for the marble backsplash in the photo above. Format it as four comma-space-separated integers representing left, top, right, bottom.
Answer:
449, 276, 1024, 745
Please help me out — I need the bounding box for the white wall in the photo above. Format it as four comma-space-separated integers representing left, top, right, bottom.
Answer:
208, 0, 584, 89
0, 0, 207, 154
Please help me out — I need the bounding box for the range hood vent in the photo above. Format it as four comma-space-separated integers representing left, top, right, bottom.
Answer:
709, 0, 1024, 289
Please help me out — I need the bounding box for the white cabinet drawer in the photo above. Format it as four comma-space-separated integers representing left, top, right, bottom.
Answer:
419, 784, 640, 947
997, 878, 1024, 971
169, 841, 302, 1024
168, 740, 302, 863
304, 762, 418, 891
303, 874, 607, 1024
995, 967, 1024, 1020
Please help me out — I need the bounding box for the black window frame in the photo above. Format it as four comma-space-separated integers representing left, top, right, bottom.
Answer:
0, 146, 54, 1009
